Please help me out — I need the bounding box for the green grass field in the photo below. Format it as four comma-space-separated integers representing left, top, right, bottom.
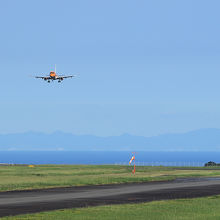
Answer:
0, 164, 220, 191
3, 195, 220, 220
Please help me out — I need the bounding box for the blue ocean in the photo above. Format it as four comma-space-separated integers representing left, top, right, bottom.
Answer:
0, 151, 219, 166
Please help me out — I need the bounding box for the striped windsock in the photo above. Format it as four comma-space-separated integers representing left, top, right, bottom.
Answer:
129, 156, 135, 165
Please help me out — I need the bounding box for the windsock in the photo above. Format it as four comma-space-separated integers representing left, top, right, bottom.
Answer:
129, 156, 135, 165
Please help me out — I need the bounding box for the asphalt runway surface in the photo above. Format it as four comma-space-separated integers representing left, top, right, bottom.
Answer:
1, 178, 220, 217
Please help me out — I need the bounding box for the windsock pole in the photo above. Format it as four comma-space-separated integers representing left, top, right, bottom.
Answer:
131, 152, 137, 174
133, 156, 136, 174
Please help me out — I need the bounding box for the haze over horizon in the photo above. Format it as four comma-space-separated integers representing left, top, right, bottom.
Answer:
1, 127, 220, 138
1, 1, 220, 138
0, 128, 220, 152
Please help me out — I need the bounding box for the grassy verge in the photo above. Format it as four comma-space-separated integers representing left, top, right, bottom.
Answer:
3, 195, 220, 220
0, 165, 220, 192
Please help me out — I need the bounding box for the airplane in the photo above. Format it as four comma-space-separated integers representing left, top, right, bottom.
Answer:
35, 65, 76, 83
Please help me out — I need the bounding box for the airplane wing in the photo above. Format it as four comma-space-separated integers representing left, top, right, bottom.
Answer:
35, 76, 50, 80
57, 75, 75, 79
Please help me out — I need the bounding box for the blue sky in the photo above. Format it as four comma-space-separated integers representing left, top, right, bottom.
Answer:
0, 0, 220, 136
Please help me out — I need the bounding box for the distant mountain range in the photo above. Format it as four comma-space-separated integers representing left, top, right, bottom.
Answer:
1, 128, 220, 151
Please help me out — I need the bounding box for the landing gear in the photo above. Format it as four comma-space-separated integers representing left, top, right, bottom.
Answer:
58, 80, 61, 83
48, 80, 50, 83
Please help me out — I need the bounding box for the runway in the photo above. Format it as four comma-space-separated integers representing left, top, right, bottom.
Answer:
1, 178, 220, 217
